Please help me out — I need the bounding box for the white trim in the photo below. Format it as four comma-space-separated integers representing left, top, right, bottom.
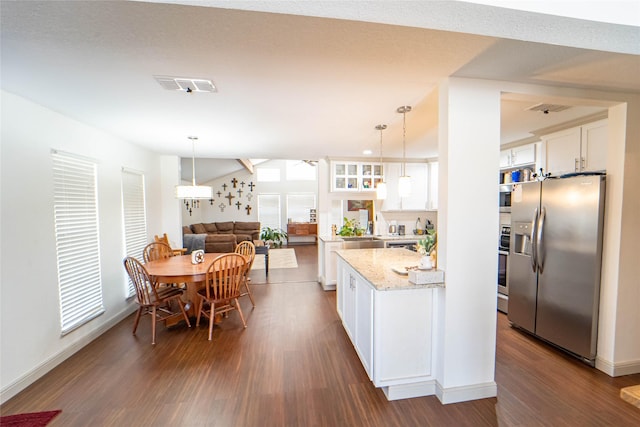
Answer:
435, 381, 498, 405
382, 380, 436, 401
596, 357, 640, 377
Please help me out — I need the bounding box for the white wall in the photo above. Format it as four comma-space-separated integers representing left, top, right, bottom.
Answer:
0, 91, 167, 402
181, 159, 318, 232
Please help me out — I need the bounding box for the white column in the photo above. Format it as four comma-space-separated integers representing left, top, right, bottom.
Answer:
160, 155, 184, 246
435, 78, 500, 403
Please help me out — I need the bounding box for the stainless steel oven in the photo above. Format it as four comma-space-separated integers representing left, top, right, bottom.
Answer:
499, 184, 512, 213
498, 225, 510, 313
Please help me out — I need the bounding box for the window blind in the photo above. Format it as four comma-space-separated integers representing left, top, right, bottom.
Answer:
121, 169, 147, 297
52, 151, 104, 335
257, 194, 281, 229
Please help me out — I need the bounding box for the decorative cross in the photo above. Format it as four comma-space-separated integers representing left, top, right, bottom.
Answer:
248, 182, 255, 191
237, 189, 243, 197
218, 202, 226, 212
216, 191, 222, 198
245, 204, 252, 215
209, 198, 215, 205
231, 178, 238, 188
225, 192, 235, 206
235, 201, 242, 210
222, 183, 227, 191
246, 192, 253, 201
240, 181, 245, 188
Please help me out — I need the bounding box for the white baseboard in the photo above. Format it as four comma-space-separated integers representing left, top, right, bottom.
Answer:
382, 380, 436, 401
435, 381, 497, 404
318, 276, 336, 291
596, 356, 640, 377
0, 305, 136, 404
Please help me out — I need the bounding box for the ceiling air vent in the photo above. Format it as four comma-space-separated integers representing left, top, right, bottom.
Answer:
153, 76, 217, 93
526, 103, 571, 114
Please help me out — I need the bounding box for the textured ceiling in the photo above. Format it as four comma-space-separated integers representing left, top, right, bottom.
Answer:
1, 1, 638, 182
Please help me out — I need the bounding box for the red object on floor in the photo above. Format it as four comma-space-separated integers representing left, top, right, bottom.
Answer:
0, 410, 61, 426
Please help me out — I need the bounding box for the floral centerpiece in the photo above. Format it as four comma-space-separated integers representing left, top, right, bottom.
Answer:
415, 229, 437, 269
338, 217, 365, 237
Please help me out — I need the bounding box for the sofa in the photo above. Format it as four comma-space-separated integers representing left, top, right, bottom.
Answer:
183, 221, 261, 253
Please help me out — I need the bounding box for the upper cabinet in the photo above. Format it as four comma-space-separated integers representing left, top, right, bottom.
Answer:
381, 162, 431, 211
500, 143, 536, 169
331, 161, 383, 192
542, 119, 607, 176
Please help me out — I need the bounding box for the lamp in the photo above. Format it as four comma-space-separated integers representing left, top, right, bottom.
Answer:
397, 105, 412, 198
375, 124, 387, 200
175, 136, 213, 200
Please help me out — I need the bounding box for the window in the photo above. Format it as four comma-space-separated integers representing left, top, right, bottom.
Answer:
256, 167, 281, 182
286, 160, 316, 181
52, 150, 104, 335
287, 194, 316, 223
121, 168, 147, 297
257, 194, 281, 230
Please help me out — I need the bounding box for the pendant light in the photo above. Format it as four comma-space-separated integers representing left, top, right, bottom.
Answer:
375, 124, 387, 200
175, 136, 213, 199
397, 105, 412, 198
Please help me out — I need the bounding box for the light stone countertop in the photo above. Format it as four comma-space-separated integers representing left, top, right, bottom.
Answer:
318, 235, 423, 243
336, 248, 445, 291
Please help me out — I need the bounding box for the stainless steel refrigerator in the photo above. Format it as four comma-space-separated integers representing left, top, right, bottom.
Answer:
508, 174, 606, 365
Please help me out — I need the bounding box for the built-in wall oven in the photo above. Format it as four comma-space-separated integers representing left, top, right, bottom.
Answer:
499, 184, 512, 213
497, 225, 510, 313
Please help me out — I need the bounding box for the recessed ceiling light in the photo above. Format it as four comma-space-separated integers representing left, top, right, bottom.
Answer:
363, 149, 373, 155
154, 75, 217, 93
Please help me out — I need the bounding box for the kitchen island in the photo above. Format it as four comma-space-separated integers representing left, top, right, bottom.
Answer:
336, 248, 445, 400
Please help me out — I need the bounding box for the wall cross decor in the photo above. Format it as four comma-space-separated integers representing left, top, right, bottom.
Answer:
218, 202, 226, 212
240, 181, 245, 188
245, 205, 252, 215
222, 183, 227, 191
247, 192, 253, 201
237, 189, 243, 197
209, 198, 215, 205
235, 201, 242, 210
248, 182, 255, 191
225, 192, 235, 205
231, 178, 238, 188
216, 191, 222, 198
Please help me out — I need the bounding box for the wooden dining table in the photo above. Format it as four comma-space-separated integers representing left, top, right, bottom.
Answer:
144, 253, 225, 325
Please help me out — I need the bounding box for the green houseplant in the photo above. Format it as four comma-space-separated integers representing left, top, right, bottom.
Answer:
260, 226, 288, 248
338, 217, 365, 237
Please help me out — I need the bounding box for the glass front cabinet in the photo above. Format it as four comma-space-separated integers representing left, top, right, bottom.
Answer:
332, 161, 383, 192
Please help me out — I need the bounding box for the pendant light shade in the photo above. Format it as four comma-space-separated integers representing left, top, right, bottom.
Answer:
375, 124, 387, 200
397, 105, 412, 198
175, 136, 213, 199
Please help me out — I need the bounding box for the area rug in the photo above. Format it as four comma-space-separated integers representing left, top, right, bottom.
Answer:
0, 410, 61, 426
252, 248, 298, 269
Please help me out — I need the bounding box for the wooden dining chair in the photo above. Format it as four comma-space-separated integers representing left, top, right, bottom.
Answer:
234, 240, 256, 307
154, 233, 187, 256
143, 241, 174, 263
196, 253, 249, 341
123, 257, 191, 345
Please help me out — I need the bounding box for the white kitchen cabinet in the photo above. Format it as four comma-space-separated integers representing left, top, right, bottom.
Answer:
318, 238, 342, 291
500, 143, 536, 169
381, 162, 429, 211
336, 258, 435, 394
543, 119, 607, 176
331, 161, 383, 192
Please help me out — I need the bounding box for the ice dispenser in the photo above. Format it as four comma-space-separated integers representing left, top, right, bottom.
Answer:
513, 222, 533, 256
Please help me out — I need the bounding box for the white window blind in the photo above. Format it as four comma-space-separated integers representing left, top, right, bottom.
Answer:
52, 151, 104, 335
287, 194, 316, 223
121, 169, 147, 297
257, 194, 281, 230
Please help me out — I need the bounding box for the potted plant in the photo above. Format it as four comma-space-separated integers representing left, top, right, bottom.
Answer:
338, 217, 365, 237
415, 229, 437, 269
260, 226, 288, 248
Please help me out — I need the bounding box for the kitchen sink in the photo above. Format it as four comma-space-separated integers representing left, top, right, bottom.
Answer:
341, 237, 385, 249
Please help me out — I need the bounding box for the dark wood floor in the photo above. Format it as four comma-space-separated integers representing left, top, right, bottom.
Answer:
3, 244, 640, 426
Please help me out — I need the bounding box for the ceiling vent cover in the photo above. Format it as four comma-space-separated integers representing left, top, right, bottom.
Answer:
154, 76, 217, 93
526, 103, 571, 113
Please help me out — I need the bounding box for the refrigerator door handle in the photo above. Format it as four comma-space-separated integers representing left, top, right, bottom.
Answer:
531, 208, 539, 273
537, 207, 546, 274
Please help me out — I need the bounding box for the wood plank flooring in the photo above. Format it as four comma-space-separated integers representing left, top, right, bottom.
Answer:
3, 245, 640, 426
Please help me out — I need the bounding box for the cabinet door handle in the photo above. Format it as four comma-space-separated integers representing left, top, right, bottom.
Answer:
581, 157, 586, 170
574, 158, 579, 172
